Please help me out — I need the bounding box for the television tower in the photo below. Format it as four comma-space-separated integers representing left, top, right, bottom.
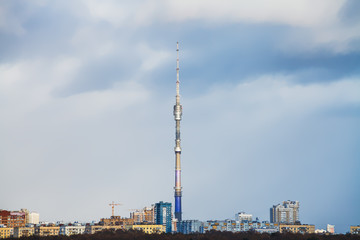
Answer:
174, 42, 183, 222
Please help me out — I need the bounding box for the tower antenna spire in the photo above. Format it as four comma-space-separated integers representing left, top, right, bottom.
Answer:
176, 42, 180, 101
174, 42, 183, 224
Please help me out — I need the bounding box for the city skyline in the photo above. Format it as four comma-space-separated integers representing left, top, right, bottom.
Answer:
0, 0, 359, 234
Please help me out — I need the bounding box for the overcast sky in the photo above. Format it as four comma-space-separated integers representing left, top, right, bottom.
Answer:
0, 0, 359, 234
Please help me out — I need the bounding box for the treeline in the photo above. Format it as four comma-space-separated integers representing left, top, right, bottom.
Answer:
10, 230, 360, 240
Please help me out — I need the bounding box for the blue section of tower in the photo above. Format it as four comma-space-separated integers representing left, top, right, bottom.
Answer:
175, 196, 181, 214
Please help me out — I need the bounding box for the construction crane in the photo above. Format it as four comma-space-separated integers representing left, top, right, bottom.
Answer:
109, 201, 123, 217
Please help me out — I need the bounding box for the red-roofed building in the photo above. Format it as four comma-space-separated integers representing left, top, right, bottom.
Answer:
0, 210, 26, 228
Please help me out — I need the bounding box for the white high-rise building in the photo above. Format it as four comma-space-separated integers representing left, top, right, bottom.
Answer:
19, 209, 39, 225
327, 224, 335, 234
28, 212, 40, 224
270, 200, 299, 224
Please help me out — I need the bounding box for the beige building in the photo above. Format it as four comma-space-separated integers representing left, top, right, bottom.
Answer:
130, 207, 155, 223
19, 209, 39, 225
100, 216, 134, 226
84, 225, 124, 234
270, 201, 300, 224
350, 226, 360, 234
35, 225, 60, 236
0, 228, 12, 239
28, 213, 39, 224
13, 227, 35, 238
131, 224, 165, 234
279, 224, 315, 234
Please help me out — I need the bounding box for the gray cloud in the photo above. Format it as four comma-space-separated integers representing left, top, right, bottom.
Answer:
0, 0, 359, 234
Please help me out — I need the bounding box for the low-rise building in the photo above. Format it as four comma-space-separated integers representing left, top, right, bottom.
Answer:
279, 224, 315, 234
203, 220, 278, 233
84, 224, 124, 234
0, 227, 12, 239
85, 225, 105, 234
178, 220, 203, 234
255, 228, 279, 234
350, 225, 360, 234
13, 227, 35, 238
100, 216, 134, 226
235, 212, 253, 222
131, 224, 165, 234
35, 225, 60, 236
203, 220, 227, 232
315, 229, 327, 234
59, 224, 85, 236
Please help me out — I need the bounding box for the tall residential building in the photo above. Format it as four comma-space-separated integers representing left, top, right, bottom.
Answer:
327, 224, 335, 234
235, 212, 253, 222
0, 210, 26, 228
17, 209, 39, 225
154, 202, 172, 233
28, 212, 40, 224
130, 206, 154, 223
270, 200, 299, 224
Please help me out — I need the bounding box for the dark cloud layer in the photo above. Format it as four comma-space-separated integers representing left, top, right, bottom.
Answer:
0, 0, 359, 234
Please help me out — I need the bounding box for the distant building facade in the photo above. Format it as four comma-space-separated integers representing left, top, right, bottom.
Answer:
100, 216, 134, 226
178, 220, 203, 234
350, 226, 360, 234
235, 212, 252, 222
315, 229, 327, 234
84, 224, 124, 234
131, 224, 165, 234
18, 209, 39, 225
28, 212, 40, 224
0, 227, 12, 239
35, 225, 60, 236
130, 206, 154, 224
203, 219, 278, 233
327, 224, 335, 234
279, 224, 315, 234
270, 200, 299, 224
59, 224, 86, 236
0, 210, 26, 228
154, 202, 172, 233
13, 227, 35, 238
